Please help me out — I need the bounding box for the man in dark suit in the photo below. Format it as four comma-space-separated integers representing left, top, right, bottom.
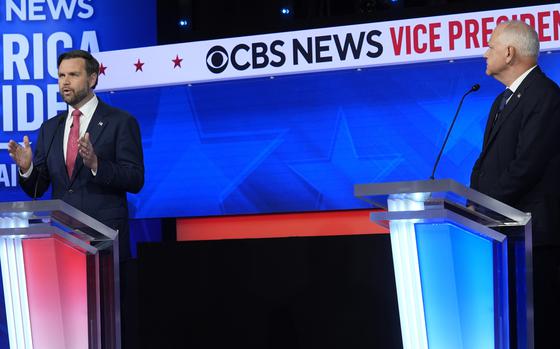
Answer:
8, 49, 144, 258
7, 49, 144, 347
470, 21, 560, 347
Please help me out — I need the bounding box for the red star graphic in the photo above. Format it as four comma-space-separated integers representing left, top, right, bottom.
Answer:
134, 59, 144, 72
172, 54, 183, 68
99, 63, 107, 75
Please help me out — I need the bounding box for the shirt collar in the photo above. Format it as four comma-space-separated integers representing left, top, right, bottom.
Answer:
508, 65, 537, 94
68, 94, 99, 119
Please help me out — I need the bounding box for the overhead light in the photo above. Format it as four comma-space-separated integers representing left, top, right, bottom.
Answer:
178, 18, 190, 28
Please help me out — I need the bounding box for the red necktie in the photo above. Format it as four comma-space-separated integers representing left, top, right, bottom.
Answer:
66, 109, 81, 177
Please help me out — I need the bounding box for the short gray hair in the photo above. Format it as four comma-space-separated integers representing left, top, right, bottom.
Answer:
497, 20, 540, 58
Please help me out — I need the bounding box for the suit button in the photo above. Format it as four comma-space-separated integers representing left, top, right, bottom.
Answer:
68, 189, 74, 193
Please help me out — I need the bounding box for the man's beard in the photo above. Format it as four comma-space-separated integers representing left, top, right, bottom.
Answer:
62, 87, 89, 106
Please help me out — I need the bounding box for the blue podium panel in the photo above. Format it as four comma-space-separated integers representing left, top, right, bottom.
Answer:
355, 180, 532, 349
415, 222, 506, 349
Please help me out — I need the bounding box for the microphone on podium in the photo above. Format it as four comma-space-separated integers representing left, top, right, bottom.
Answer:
429, 84, 480, 180
33, 117, 65, 200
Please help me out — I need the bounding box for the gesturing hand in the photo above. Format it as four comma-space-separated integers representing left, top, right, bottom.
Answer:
7, 136, 33, 172
78, 132, 98, 171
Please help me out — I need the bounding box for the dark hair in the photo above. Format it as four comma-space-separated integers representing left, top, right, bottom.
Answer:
57, 49, 100, 88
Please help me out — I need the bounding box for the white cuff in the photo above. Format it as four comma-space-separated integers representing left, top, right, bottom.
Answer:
19, 163, 34, 178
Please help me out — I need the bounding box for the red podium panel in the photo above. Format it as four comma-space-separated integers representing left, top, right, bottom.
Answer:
0, 200, 119, 349
23, 238, 88, 348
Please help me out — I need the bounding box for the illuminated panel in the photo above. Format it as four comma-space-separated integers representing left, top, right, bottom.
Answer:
0, 237, 33, 349
387, 194, 428, 349
177, 210, 388, 241
415, 223, 495, 349
22, 238, 88, 349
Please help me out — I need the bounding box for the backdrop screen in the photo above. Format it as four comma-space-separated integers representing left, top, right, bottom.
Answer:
2, 4, 558, 220
96, 51, 560, 218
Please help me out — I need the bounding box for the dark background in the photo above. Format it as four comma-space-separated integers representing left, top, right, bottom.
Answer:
138, 234, 401, 348
157, 0, 553, 44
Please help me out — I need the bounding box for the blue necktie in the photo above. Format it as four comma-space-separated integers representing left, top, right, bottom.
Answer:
494, 88, 513, 124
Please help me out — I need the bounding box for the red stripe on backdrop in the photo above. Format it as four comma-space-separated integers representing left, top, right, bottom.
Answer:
176, 209, 388, 241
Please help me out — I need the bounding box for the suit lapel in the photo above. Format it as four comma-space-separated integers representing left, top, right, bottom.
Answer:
52, 112, 70, 184
69, 100, 109, 184
85, 101, 109, 148
487, 88, 524, 139
482, 96, 500, 146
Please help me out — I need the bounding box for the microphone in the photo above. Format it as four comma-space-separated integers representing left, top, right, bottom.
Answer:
33, 116, 65, 200
429, 84, 480, 180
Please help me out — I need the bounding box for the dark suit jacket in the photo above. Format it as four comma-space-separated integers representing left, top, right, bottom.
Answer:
20, 99, 145, 258
470, 66, 560, 246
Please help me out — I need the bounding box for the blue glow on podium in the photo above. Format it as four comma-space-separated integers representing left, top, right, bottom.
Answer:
416, 222, 499, 349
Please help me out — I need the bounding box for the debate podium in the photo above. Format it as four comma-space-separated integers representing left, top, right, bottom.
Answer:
0, 200, 119, 349
354, 179, 533, 349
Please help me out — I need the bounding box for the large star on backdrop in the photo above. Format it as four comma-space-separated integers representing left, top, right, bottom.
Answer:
288, 109, 403, 210
126, 86, 285, 216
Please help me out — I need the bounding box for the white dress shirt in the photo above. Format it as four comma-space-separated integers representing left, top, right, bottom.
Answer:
64, 95, 98, 161
505, 65, 537, 102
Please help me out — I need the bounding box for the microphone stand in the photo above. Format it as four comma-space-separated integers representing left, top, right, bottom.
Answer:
429, 84, 480, 180
33, 116, 65, 200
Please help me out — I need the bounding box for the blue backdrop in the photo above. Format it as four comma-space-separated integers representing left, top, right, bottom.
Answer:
95, 51, 560, 218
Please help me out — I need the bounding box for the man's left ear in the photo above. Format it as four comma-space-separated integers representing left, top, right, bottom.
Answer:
89, 73, 98, 88
505, 46, 515, 64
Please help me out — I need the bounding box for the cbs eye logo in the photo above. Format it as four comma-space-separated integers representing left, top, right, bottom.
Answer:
206, 46, 229, 74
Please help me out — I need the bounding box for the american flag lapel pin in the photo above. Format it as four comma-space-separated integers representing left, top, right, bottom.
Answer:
98, 121, 103, 126
517, 93, 522, 98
